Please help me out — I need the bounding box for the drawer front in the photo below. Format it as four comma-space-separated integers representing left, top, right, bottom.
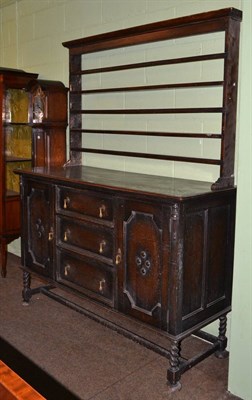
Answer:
57, 187, 113, 221
56, 250, 114, 304
57, 217, 113, 260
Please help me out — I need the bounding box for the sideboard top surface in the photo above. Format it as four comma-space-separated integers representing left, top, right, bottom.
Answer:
16, 165, 235, 201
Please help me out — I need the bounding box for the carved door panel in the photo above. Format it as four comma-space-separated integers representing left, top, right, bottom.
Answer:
119, 201, 163, 327
21, 178, 54, 277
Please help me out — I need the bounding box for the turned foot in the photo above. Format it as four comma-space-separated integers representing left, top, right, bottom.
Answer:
167, 340, 182, 390
215, 315, 229, 358
1, 240, 8, 278
22, 271, 32, 304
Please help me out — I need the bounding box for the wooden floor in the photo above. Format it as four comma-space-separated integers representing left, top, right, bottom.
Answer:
0, 360, 45, 400
0, 336, 80, 400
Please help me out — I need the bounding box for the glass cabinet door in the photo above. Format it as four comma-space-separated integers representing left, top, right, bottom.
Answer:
4, 89, 32, 195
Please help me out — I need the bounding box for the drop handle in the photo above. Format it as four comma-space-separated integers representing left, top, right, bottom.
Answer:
115, 248, 122, 265
63, 229, 70, 242
63, 197, 70, 209
99, 240, 106, 254
99, 204, 106, 218
48, 228, 54, 241
64, 264, 70, 276
99, 279, 105, 292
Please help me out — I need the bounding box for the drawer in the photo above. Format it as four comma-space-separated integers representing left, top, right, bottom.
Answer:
56, 250, 114, 304
57, 217, 114, 260
57, 187, 113, 222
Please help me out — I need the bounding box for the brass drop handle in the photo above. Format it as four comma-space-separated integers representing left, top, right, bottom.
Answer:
63, 229, 69, 242
64, 264, 70, 276
99, 279, 105, 292
99, 240, 106, 254
115, 248, 122, 265
48, 228, 54, 241
63, 197, 70, 209
99, 204, 106, 218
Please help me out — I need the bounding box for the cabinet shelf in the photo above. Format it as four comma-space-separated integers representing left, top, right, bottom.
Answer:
70, 128, 222, 138
71, 80, 224, 95
71, 146, 221, 165
72, 52, 226, 76
6, 189, 19, 198
4, 122, 30, 127
4, 122, 67, 128
6, 156, 32, 163
70, 107, 225, 115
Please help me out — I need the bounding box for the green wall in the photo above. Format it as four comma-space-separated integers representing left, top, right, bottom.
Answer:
228, 1, 252, 398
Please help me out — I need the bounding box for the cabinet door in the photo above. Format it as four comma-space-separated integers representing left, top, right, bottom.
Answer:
21, 178, 54, 278
118, 200, 164, 327
181, 197, 236, 333
4, 89, 32, 197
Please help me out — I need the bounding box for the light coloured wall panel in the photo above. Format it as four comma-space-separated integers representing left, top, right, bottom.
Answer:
202, 32, 225, 53
82, 115, 104, 129
82, 132, 103, 149
202, 113, 222, 134
2, 44, 17, 66
201, 59, 224, 81
2, 20, 17, 46
147, 114, 202, 133
100, 46, 143, 68
146, 63, 202, 85
65, 0, 102, 32
147, 136, 202, 158
1, 0, 15, 20
101, 0, 146, 24
174, 0, 241, 18
33, 4, 65, 39
19, 37, 52, 68
125, 156, 174, 177
85, 92, 125, 109
18, 14, 34, 44
125, 90, 175, 109
202, 138, 221, 159
147, 0, 177, 13
82, 73, 101, 90
175, 87, 223, 108
104, 133, 146, 153
34, 61, 66, 82
174, 161, 219, 182
83, 152, 125, 171
18, 0, 50, 17
146, 39, 201, 60
101, 68, 146, 88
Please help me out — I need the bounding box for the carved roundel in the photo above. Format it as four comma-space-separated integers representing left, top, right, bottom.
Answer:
135, 249, 152, 277
35, 218, 45, 238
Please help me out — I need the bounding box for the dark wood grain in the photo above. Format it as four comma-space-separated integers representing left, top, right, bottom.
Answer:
0, 361, 45, 400
17, 7, 241, 391
74, 53, 225, 75
65, 8, 241, 187
16, 165, 226, 199
0, 70, 68, 277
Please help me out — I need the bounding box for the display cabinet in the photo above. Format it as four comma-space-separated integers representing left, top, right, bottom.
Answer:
0, 68, 68, 277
